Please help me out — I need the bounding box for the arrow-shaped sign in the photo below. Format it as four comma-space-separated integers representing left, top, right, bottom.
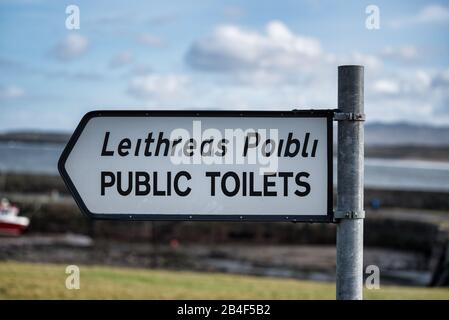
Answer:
58, 110, 333, 221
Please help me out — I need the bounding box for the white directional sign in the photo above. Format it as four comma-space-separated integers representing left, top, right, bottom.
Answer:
59, 110, 333, 221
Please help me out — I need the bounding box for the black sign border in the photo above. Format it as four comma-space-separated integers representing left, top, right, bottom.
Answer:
58, 110, 334, 223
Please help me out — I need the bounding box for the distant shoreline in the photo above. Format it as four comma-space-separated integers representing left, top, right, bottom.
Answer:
0, 132, 70, 145
365, 145, 449, 162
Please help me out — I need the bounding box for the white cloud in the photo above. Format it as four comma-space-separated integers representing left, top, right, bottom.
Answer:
51, 34, 89, 61
366, 69, 449, 124
390, 4, 449, 27
370, 70, 438, 98
372, 79, 401, 95
416, 4, 449, 23
186, 21, 327, 73
109, 51, 133, 68
0, 85, 25, 100
127, 74, 189, 101
415, 70, 432, 88
185, 20, 382, 90
181, 20, 448, 125
381, 45, 418, 62
345, 52, 383, 70
432, 68, 449, 88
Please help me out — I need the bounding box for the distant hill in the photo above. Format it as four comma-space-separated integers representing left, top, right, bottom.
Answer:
1, 122, 449, 146
364, 123, 449, 146
0, 131, 70, 144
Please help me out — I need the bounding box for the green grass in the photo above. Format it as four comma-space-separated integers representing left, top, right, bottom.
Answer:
0, 261, 448, 300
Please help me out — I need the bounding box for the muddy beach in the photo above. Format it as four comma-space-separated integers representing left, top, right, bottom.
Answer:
0, 234, 431, 286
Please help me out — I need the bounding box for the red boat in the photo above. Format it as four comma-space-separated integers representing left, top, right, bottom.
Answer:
0, 198, 29, 236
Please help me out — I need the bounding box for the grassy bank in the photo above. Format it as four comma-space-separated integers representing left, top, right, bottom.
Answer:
0, 262, 448, 300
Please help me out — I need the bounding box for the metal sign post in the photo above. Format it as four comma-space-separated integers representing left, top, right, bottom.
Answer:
335, 65, 365, 300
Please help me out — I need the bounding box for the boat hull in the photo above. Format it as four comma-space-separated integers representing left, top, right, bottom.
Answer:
0, 221, 28, 236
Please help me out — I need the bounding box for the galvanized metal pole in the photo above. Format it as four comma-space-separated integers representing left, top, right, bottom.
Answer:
336, 65, 365, 300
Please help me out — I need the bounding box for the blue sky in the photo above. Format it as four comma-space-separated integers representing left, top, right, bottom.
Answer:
1, 0, 449, 131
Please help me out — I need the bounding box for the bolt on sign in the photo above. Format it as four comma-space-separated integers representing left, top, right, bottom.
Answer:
59, 110, 333, 222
